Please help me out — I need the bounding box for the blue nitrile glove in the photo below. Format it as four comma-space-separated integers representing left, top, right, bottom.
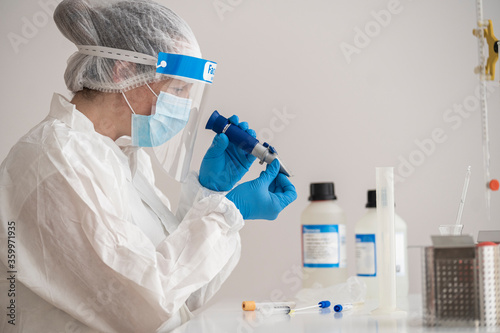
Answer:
226, 159, 297, 220
199, 115, 257, 191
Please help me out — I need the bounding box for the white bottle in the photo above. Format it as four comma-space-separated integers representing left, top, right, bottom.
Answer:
301, 183, 347, 288
355, 190, 409, 298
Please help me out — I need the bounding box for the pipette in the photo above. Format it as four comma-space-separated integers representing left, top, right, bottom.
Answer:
472, 0, 499, 219
455, 166, 472, 227
288, 301, 331, 315
205, 111, 292, 177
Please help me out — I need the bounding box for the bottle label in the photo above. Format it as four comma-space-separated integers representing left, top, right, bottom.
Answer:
302, 224, 346, 268
355, 234, 376, 277
395, 231, 406, 276
356, 232, 406, 277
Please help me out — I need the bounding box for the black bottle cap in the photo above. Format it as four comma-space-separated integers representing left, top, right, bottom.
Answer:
365, 189, 396, 208
366, 190, 376, 208
309, 183, 337, 201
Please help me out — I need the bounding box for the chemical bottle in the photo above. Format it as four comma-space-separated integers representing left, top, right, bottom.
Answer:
355, 190, 409, 298
301, 182, 347, 288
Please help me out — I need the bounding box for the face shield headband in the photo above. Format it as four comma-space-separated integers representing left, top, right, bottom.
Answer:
76, 45, 216, 84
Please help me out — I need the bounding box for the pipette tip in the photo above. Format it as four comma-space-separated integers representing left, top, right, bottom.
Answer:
455, 166, 472, 227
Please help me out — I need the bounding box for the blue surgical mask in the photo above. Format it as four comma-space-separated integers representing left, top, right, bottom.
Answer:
126, 89, 192, 147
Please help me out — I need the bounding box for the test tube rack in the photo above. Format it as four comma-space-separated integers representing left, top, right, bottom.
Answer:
422, 235, 500, 327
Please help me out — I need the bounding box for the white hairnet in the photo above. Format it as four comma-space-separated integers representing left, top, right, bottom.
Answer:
54, 0, 201, 93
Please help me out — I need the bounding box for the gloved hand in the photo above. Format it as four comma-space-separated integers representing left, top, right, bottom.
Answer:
199, 115, 257, 191
226, 159, 297, 220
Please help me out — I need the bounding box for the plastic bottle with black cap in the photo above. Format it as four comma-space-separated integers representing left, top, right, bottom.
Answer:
301, 182, 347, 288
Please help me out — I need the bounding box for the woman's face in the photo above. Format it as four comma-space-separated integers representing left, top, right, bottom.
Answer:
117, 78, 193, 138
123, 78, 190, 116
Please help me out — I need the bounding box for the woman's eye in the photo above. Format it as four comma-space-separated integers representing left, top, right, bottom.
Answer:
168, 87, 183, 95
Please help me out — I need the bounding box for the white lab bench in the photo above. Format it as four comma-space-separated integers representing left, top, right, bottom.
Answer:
171, 295, 496, 333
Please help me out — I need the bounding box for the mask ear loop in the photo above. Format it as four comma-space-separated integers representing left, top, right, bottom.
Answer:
121, 91, 136, 114
145, 84, 159, 115
146, 83, 158, 98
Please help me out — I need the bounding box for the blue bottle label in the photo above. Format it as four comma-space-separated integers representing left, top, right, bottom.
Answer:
355, 234, 376, 277
302, 224, 346, 268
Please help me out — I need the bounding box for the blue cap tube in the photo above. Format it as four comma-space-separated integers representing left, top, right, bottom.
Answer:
333, 303, 353, 312
318, 301, 331, 309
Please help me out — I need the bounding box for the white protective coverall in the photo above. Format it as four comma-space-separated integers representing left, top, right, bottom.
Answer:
0, 93, 244, 332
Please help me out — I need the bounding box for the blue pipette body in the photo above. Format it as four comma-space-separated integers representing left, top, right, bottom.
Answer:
205, 111, 292, 177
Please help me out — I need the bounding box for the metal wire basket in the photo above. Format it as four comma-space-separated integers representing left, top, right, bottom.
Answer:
422, 235, 500, 327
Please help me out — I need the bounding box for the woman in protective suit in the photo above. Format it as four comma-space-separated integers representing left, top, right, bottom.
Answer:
0, 0, 296, 332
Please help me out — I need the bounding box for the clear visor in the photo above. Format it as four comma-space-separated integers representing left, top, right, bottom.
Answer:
143, 76, 209, 182
147, 52, 216, 182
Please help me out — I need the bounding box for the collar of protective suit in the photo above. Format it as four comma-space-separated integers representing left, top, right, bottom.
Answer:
49, 93, 136, 174
49, 93, 96, 133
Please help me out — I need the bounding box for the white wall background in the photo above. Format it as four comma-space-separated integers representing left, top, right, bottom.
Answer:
1, 0, 499, 308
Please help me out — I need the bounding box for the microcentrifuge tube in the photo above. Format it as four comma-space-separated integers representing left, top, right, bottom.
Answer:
242, 301, 295, 312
